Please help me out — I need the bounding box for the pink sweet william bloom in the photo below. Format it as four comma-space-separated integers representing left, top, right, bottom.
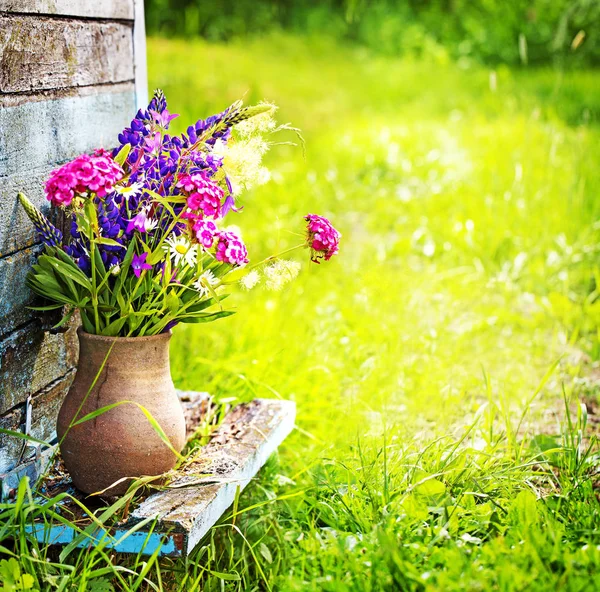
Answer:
176, 172, 224, 219
214, 230, 249, 266
193, 219, 219, 249
304, 214, 341, 263
44, 151, 124, 206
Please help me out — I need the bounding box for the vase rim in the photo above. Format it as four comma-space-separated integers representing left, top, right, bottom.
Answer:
77, 327, 172, 343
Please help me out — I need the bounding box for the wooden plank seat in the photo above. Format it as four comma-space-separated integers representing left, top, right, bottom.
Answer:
20, 392, 296, 557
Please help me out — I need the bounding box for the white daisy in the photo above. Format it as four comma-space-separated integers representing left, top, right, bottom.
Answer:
163, 235, 197, 268
194, 269, 219, 297
115, 182, 144, 201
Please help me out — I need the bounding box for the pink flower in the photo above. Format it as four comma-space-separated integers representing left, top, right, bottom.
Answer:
304, 214, 341, 263
193, 219, 218, 249
44, 151, 124, 206
176, 172, 224, 219
150, 109, 178, 128
214, 230, 248, 266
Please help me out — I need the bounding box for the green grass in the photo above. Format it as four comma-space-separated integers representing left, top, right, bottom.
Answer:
3, 32, 600, 591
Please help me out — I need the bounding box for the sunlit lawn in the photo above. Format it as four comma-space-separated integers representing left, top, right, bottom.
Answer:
148, 34, 600, 590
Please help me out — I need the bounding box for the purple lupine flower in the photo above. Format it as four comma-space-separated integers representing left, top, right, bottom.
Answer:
132, 252, 152, 278
162, 320, 179, 332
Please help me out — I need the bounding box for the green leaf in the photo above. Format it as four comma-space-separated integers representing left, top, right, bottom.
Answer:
100, 316, 128, 337
412, 471, 446, 499
80, 310, 95, 333
259, 542, 273, 564
52, 307, 75, 330
114, 144, 131, 166
206, 570, 241, 581
40, 256, 92, 291
0, 429, 52, 447
71, 401, 184, 460
27, 303, 65, 311
178, 310, 235, 324
165, 290, 180, 314
96, 237, 126, 248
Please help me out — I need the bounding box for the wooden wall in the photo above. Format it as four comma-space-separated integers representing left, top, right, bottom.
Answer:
0, 0, 147, 475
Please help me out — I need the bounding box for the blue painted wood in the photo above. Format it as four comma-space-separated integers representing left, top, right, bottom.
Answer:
25, 524, 183, 557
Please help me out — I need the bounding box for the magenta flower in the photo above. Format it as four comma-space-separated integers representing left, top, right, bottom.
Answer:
44, 151, 124, 206
214, 230, 249, 266
127, 208, 156, 234
144, 132, 162, 154
177, 173, 224, 219
150, 109, 178, 128
131, 252, 152, 277
193, 219, 218, 249
305, 214, 341, 263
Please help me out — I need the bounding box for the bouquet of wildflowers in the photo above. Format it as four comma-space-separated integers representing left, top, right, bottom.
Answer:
19, 90, 340, 337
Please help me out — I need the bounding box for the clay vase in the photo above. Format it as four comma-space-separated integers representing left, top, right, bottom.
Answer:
57, 328, 186, 496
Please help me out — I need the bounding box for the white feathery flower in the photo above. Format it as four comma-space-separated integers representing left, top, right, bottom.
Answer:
164, 235, 197, 267
240, 270, 260, 291
264, 259, 301, 291
235, 103, 278, 137
214, 136, 271, 194
194, 269, 219, 297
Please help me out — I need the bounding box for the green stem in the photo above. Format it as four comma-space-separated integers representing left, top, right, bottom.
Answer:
90, 240, 100, 334
245, 243, 305, 271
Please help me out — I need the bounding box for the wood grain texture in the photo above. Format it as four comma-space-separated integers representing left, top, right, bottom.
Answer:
0, 168, 57, 258
0, 406, 24, 474
0, 370, 74, 473
0, 86, 135, 177
0, 15, 133, 94
0, 0, 134, 20
0, 245, 42, 337
0, 318, 78, 415
129, 399, 296, 555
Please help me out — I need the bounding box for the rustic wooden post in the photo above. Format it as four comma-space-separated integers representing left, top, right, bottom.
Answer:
0, 0, 147, 487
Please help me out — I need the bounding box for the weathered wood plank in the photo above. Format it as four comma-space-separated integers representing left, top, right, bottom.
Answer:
0, 15, 133, 94
0, 86, 134, 258
0, 168, 56, 258
0, 86, 135, 176
30, 369, 74, 443
0, 370, 74, 473
129, 399, 296, 555
0, 318, 78, 415
0, 245, 41, 337
0, 0, 134, 20
26, 397, 296, 556
0, 406, 24, 474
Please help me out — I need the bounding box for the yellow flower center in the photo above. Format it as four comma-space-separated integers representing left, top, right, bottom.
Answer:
175, 244, 188, 254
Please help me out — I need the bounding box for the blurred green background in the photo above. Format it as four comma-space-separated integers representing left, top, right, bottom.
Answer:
144, 2, 600, 589
146, 0, 600, 66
